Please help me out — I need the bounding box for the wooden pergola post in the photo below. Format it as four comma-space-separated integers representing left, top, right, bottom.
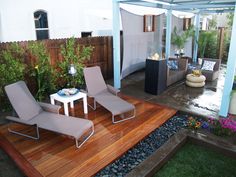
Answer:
218, 27, 225, 60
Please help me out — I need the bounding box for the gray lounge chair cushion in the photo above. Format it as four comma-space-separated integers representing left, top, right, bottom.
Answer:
84, 66, 135, 117
28, 112, 93, 139
83, 66, 107, 96
95, 91, 135, 115
5, 81, 43, 121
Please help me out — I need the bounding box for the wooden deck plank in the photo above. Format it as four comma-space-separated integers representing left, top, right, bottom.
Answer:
0, 95, 177, 177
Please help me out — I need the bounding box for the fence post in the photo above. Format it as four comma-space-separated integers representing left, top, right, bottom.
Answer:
218, 27, 225, 60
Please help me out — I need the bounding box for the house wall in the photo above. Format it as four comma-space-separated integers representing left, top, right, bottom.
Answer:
0, 0, 113, 42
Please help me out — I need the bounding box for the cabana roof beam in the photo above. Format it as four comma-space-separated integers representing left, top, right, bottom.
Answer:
118, 0, 235, 13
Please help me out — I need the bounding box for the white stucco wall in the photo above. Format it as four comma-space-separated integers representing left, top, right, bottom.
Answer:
0, 0, 113, 42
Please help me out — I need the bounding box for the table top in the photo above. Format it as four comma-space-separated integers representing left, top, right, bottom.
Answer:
50, 91, 87, 102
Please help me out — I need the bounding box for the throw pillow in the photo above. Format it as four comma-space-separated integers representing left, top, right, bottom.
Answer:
201, 60, 216, 71
167, 60, 178, 70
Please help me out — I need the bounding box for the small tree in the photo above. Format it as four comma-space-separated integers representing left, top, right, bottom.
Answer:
57, 37, 93, 88
0, 43, 25, 111
227, 12, 234, 28
198, 31, 218, 58
171, 25, 194, 51
208, 15, 217, 30
28, 42, 56, 101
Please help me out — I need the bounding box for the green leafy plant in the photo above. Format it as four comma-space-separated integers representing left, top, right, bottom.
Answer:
171, 25, 194, 50
28, 42, 56, 101
222, 30, 231, 61
0, 43, 25, 111
198, 30, 218, 58
208, 15, 217, 30
227, 12, 234, 28
57, 37, 93, 88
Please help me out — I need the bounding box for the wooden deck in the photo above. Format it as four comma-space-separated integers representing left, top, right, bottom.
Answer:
0, 95, 177, 177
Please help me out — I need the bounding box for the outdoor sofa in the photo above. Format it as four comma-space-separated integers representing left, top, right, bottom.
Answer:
167, 58, 188, 86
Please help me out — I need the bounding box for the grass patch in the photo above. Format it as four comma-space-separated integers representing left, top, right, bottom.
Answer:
154, 142, 236, 177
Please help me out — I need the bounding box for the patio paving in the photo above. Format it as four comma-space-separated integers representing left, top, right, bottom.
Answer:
118, 65, 226, 119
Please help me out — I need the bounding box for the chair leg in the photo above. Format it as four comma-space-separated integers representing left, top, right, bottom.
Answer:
112, 109, 136, 124
7, 122, 40, 140
75, 125, 94, 148
88, 99, 96, 110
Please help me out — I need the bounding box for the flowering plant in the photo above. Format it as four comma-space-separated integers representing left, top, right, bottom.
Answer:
187, 116, 202, 130
187, 116, 236, 137
208, 117, 236, 136
28, 42, 56, 101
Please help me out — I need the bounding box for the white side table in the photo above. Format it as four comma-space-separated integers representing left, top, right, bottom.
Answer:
50, 91, 88, 116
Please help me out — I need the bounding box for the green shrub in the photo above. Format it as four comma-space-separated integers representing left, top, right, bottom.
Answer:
171, 26, 194, 50
57, 37, 93, 88
27, 42, 56, 101
198, 30, 218, 58
222, 30, 231, 61
0, 43, 25, 111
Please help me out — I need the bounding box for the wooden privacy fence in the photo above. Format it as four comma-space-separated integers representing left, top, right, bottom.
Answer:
0, 36, 113, 79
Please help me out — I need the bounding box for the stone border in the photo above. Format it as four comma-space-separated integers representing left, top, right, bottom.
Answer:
126, 129, 236, 177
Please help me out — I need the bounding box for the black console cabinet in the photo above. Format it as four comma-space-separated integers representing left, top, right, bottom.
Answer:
145, 59, 167, 95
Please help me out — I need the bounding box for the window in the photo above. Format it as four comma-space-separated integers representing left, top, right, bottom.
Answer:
183, 18, 191, 30
81, 31, 92, 38
34, 10, 49, 40
144, 15, 155, 32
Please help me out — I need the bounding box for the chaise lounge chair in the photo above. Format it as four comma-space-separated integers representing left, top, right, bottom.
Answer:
83, 66, 135, 123
4, 81, 94, 148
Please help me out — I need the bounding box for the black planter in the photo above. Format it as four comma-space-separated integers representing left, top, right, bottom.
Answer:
233, 81, 236, 90
145, 59, 167, 95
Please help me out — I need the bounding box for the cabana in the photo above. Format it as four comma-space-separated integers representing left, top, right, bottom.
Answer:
112, 0, 236, 117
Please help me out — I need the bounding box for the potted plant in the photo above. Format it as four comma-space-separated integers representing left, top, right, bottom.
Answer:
171, 25, 194, 55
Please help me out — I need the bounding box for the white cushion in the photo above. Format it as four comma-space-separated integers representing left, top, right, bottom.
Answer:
201, 60, 216, 71
186, 81, 205, 87
186, 74, 206, 83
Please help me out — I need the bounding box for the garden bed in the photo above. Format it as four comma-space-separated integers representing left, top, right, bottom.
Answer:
126, 129, 236, 177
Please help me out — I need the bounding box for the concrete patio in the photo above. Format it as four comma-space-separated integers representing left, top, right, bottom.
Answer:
118, 65, 226, 118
